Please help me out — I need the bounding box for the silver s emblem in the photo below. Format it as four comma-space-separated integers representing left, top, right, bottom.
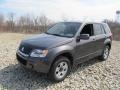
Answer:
21, 47, 24, 52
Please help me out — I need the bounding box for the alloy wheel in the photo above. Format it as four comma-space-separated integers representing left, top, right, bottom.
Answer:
55, 61, 68, 79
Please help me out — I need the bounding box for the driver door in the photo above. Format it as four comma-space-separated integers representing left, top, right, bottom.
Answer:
74, 24, 97, 63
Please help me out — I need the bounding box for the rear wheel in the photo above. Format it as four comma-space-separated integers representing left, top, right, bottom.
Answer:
48, 56, 71, 82
99, 45, 110, 60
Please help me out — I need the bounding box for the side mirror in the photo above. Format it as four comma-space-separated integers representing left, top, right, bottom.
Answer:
76, 36, 81, 42
80, 34, 90, 40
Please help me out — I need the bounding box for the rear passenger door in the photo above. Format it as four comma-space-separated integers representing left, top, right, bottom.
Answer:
93, 23, 106, 52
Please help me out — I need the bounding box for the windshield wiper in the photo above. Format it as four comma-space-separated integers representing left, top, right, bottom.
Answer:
45, 32, 51, 34
45, 32, 62, 36
51, 34, 62, 36
45, 32, 72, 38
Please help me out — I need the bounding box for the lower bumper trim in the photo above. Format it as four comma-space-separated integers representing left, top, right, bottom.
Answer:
16, 53, 50, 73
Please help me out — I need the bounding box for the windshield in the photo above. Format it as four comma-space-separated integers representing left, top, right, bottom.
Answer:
46, 22, 81, 38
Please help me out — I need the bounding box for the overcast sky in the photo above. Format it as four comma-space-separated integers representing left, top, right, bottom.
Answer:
0, 0, 120, 21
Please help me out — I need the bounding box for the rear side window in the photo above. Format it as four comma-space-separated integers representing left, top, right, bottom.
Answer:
93, 24, 104, 35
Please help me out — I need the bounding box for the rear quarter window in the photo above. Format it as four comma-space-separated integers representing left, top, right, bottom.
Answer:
102, 24, 111, 34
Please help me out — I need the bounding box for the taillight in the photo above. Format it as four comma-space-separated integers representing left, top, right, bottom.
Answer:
110, 33, 113, 41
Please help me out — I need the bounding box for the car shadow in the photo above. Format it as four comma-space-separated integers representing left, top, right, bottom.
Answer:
0, 58, 103, 89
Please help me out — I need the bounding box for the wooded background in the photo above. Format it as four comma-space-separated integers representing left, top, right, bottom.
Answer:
0, 13, 120, 41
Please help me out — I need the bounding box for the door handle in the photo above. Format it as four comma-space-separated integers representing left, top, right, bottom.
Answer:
93, 38, 96, 41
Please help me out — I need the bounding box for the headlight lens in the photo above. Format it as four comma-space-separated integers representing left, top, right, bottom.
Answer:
30, 49, 48, 57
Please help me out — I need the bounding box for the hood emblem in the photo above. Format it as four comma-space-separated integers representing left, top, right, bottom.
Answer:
21, 47, 24, 52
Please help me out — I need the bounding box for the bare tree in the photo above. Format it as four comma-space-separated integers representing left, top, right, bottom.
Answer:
33, 16, 39, 31
0, 14, 5, 31
18, 14, 34, 33
0, 12, 53, 33
0, 14, 4, 25
17, 16, 25, 32
39, 15, 50, 32
7, 12, 15, 32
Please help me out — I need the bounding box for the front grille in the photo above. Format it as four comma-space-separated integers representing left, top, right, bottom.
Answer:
17, 54, 27, 65
19, 44, 32, 55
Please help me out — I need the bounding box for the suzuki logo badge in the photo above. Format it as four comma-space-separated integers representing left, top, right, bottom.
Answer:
21, 47, 24, 52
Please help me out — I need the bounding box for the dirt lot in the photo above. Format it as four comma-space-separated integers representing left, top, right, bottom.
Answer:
0, 33, 120, 90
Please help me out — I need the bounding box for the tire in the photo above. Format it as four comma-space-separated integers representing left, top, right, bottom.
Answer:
99, 45, 110, 61
48, 56, 71, 82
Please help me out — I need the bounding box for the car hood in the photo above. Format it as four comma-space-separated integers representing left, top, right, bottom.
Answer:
22, 33, 73, 49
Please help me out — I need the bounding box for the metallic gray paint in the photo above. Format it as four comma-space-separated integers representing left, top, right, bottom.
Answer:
16, 22, 112, 73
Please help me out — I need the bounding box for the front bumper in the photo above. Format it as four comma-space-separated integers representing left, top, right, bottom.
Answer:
16, 51, 50, 73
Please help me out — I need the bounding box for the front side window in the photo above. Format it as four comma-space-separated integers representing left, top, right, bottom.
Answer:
80, 24, 94, 36
93, 24, 104, 35
46, 22, 81, 38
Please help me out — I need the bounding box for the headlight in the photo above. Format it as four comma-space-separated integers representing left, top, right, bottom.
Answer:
30, 49, 48, 57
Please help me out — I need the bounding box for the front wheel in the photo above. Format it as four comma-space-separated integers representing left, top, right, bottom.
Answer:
99, 45, 110, 60
48, 56, 71, 82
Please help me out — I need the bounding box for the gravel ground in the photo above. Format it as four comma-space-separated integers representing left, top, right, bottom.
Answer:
0, 33, 120, 90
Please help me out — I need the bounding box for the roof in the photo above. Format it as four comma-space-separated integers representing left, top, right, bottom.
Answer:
60, 21, 106, 24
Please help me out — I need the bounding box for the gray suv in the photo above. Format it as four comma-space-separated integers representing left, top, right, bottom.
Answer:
16, 22, 112, 82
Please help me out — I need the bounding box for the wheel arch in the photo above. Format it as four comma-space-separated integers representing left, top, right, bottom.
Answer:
104, 39, 112, 49
49, 51, 74, 72
105, 42, 111, 49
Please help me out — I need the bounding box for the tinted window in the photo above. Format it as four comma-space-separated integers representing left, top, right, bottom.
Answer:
80, 24, 94, 36
93, 24, 104, 35
46, 22, 81, 38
